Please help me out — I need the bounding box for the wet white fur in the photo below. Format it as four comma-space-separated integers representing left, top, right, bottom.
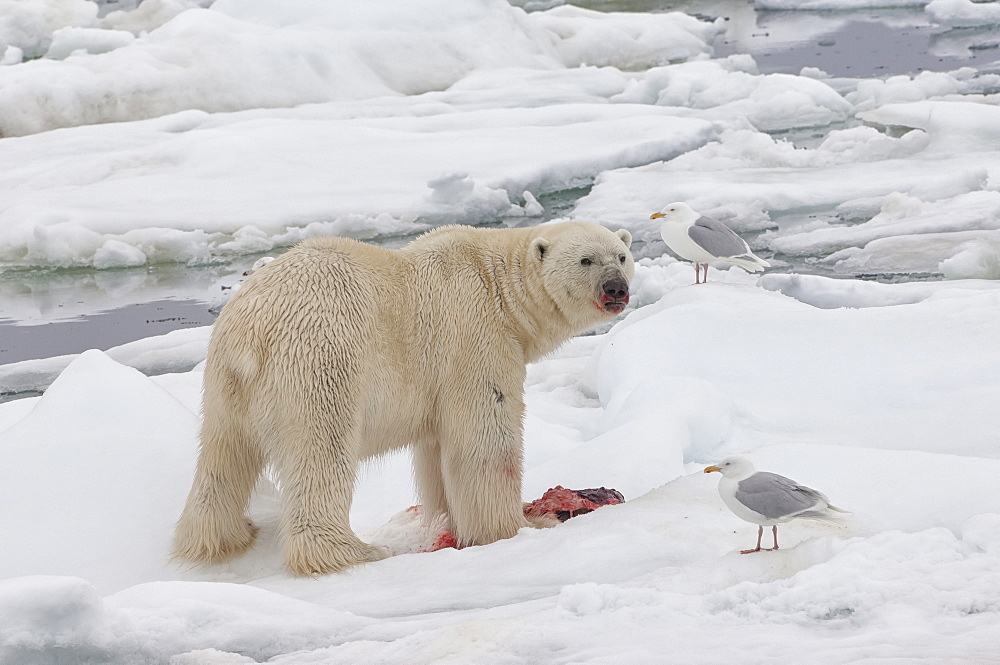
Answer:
173, 222, 634, 575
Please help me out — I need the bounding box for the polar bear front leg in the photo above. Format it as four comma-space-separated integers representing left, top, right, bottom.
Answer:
276, 426, 388, 576
413, 440, 452, 528
440, 385, 532, 548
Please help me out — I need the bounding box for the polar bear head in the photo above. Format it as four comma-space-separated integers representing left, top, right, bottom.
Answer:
530, 222, 635, 329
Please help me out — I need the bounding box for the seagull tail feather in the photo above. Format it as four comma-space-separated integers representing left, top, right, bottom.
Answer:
796, 506, 851, 523
728, 254, 770, 272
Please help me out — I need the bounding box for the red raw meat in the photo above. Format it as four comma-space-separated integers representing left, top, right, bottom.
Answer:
523, 485, 624, 522
422, 486, 624, 552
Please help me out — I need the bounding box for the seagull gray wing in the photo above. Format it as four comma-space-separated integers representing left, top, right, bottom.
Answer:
735, 472, 825, 520
687, 215, 752, 259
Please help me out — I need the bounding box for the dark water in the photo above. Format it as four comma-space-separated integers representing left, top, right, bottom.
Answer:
719, 15, 1000, 77
0, 300, 215, 365
1, 2, 996, 370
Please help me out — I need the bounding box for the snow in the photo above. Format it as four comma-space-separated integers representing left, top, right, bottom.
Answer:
0, 0, 718, 137
575, 98, 1000, 276
0, 104, 715, 269
612, 55, 854, 132
926, 0, 1000, 27
2, 271, 999, 662
2, 0, 1000, 661
0, 0, 97, 60
43, 26, 135, 60
0, 351, 198, 590
756, 0, 927, 8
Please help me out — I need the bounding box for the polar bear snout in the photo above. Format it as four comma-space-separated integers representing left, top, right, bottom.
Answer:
599, 276, 630, 313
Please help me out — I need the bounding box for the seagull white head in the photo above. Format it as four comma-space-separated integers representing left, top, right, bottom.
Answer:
650, 202, 698, 224
244, 256, 274, 276
704, 455, 756, 479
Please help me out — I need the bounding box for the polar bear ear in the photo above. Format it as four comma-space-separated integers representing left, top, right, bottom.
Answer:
616, 229, 632, 248
531, 237, 550, 261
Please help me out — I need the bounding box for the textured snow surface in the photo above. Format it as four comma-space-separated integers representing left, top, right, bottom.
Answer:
2, 273, 999, 663
2, 0, 1000, 661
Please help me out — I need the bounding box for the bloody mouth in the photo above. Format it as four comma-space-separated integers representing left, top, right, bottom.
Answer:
599, 293, 629, 314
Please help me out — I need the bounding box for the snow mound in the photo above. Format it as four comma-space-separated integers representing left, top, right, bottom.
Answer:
926, 0, 1000, 27
756, 0, 926, 8
0, 0, 97, 60
0, 0, 718, 137
0, 350, 198, 592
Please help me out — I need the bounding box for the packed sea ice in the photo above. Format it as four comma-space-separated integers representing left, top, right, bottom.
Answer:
1, 0, 999, 662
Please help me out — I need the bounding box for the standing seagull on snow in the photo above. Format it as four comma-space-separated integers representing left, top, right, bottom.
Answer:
704, 456, 848, 554
650, 202, 769, 284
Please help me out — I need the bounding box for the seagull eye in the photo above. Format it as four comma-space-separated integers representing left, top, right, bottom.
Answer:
581, 258, 592, 266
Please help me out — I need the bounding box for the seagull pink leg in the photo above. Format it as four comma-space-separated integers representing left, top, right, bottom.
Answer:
741, 525, 764, 554
763, 525, 779, 551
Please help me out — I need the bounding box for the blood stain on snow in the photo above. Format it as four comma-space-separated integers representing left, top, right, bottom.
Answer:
428, 531, 458, 551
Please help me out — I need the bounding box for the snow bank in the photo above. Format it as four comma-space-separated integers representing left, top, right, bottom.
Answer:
2, 276, 999, 662
759, 271, 1000, 308
0, 51, 861, 273
926, 0, 1000, 26
0, 576, 377, 664
530, 6, 720, 70
756, 0, 927, 8
0, 105, 715, 270
576, 97, 1000, 276
0, 351, 198, 591
768, 190, 1000, 257
0, 0, 719, 137
613, 55, 853, 132
846, 67, 998, 113
0, 0, 97, 60
99, 0, 212, 34
590, 284, 1000, 460
43, 26, 135, 59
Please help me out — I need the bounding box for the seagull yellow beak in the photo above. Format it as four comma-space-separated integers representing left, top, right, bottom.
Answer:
650, 212, 665, 219
704, 465, 721, 473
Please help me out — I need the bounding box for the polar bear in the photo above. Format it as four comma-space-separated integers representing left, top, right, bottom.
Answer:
173, 222, 634, 575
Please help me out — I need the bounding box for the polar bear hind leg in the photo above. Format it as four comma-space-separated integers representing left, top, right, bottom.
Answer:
274, 395, 388, 575
172, 383, 265, 565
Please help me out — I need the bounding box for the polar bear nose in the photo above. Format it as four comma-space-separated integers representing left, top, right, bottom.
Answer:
602, 277, 629, 300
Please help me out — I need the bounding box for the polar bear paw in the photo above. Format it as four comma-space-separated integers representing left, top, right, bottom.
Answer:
286, 529, 388, 576
172, 516, 260, 565
523, 513, 562, 529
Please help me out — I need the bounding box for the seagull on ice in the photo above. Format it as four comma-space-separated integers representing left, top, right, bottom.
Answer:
650, 202, 770, 284
209, 256, 275, 314
704, 455, 848, 554
243, 256, 274, 276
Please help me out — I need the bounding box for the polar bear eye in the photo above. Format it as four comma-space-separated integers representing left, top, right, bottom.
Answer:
580, 258, 592, 266
619, 255, 626, 264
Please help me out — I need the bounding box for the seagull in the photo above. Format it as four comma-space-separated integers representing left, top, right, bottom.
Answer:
243, 256, 274, 276
650, 202, 770, 284
209, 256, 275, 314
704, 455, 848, 554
